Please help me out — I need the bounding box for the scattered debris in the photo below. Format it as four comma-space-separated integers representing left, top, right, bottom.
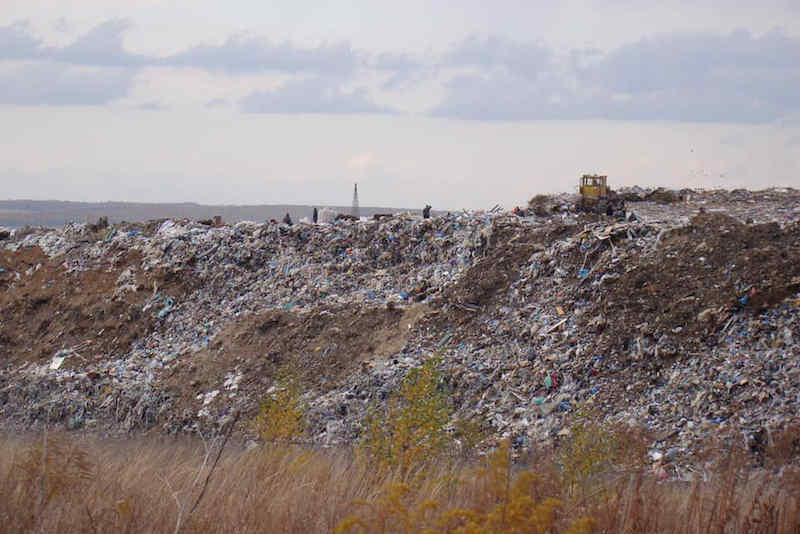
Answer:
0, 187, 799, 471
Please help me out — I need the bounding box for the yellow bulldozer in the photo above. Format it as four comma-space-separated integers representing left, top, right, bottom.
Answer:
577, 174, 625, 215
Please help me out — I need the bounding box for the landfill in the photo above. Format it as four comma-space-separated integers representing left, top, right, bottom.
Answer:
1, 187, 799, 474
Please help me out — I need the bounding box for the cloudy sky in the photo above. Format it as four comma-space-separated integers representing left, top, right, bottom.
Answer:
2, 1, 799, 209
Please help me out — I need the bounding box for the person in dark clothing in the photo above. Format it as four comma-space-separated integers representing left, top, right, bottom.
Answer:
282, 212, 293, 226
422, 205, 432, 219
312, 207, 318, 223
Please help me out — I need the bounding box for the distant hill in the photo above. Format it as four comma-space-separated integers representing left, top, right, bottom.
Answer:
0, 200, 427, 228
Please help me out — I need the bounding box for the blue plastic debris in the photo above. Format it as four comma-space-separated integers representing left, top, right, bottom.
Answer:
158, 296, 176, 319
578, 268, 590, 278
103, 228, 117, 243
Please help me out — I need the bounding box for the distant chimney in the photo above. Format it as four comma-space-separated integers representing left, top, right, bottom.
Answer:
351, 183, 360, 218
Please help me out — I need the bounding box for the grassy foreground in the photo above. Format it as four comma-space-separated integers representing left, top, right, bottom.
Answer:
1, 430, 799, 533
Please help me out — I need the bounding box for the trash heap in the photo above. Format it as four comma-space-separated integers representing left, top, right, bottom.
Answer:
0, 213, 508, 431
1, 188, 799, 474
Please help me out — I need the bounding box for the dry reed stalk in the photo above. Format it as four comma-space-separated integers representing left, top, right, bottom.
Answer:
0, 432, 799, 533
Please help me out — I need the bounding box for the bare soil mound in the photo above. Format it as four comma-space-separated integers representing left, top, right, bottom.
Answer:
161, 303, 429, 428
584, 213, 800, 360
0, 247, 193, 369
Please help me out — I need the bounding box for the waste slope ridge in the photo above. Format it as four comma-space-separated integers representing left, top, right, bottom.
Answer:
0, 246, 193, 367
0, 193, 799, 470
300, 210, 800, 463
583, 212, 800, 358
0, 214, 494, 434
162, 304, 429, 430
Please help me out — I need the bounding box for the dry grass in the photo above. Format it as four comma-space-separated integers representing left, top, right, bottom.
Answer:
0, 431, 799, 533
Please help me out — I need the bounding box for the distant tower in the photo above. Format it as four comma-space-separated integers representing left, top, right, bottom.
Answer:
351, 183, 360, 218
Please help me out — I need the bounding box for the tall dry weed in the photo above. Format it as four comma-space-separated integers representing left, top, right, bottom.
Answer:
0, 430, 798, 533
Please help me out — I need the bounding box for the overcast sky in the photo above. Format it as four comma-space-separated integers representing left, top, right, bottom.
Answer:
1, 1, 799, 209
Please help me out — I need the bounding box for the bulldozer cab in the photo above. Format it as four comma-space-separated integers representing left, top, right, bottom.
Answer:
576, 174, 625, 216
579, 174, 607, 201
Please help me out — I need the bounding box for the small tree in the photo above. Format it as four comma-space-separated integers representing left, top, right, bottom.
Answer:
558, 407, 647, 498
253, 375, 306, 443
360, 357, 451, 473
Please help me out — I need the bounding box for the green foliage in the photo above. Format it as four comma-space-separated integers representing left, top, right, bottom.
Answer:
360, 357, 451, 472
252, 371, 306, 443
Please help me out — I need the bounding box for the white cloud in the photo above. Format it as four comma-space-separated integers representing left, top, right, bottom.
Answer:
432, 29, 800, 123
54, 18, 147, 66
444, 34, 552, 79
0, 18, 146, 65
1, 17, 799, 123
163, 35, 359, 76
206, 97, 227, 108
0, 21, 43, 59
0, 61, 135, 105
241, 76, 388, 114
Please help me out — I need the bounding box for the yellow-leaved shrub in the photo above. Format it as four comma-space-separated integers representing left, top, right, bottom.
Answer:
359, 357, 451, 473
336, 439, 597, 533
252, 374, 306, 443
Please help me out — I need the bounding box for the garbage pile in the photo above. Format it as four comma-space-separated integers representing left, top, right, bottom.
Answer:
1, 188, 799, 474
0, 212, 507, 431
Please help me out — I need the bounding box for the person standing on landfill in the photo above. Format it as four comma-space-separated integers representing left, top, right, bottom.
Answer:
423, 205, 432, 219
312, 207, 318, 224
282, 212, 293, 226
